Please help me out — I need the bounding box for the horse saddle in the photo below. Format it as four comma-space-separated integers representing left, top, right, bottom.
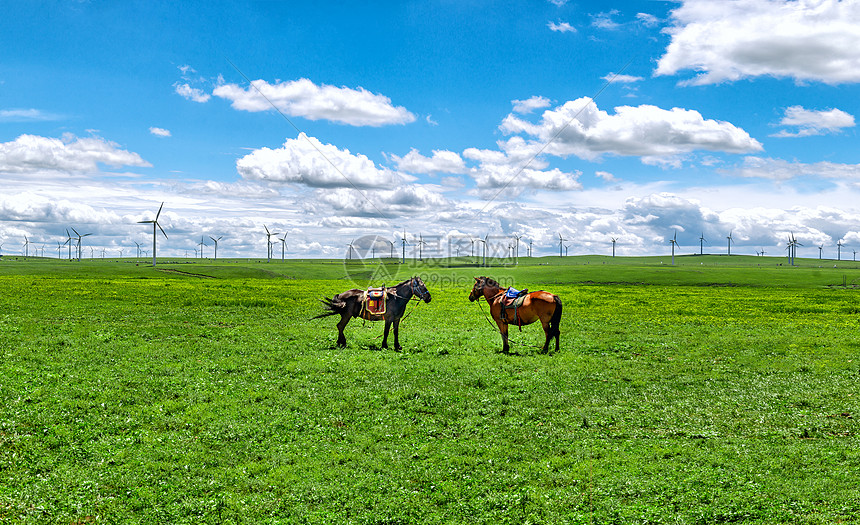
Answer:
363, 286, 387, 315
500, 287, 528, 326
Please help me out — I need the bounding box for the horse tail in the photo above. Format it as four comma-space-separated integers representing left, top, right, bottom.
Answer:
549, 295, 562, 338
310, 295, 347, 319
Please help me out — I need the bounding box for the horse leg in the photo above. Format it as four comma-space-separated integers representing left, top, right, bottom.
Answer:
336, 314, 350, 347
497, 322, 510, 354
392, 319, 402, 351
382, 318, 392, 349
540, 319, 552, 354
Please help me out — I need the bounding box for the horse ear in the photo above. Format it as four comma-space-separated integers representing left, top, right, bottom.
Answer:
474, 277, 479, 282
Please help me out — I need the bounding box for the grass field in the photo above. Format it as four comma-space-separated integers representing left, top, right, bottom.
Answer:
1, 255, 858, 523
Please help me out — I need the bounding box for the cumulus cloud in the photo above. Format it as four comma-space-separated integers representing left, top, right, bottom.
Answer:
236, 133, 400, 188
499, 97, 763, 164
389, 148, 466, 174
0, 134, 151, 173
174, 82, 211, 103
213, 78, 416, 127
149, 127, 171, 137
656, 0, 860, 85
463, 143, 582, 196
548, 21, 576, 33
312, 185, 451, 217
772, 106, 855, 137
512, 96, 552, 114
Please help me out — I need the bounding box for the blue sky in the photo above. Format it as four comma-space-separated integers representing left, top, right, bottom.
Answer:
3, 0, 860, 260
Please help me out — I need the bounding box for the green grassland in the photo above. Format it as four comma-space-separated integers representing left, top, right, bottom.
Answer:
1, 255, 858, 523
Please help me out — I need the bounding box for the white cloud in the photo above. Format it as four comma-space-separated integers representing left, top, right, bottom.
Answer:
772, 106, 855, 137
499, 97, 763, 164
548, 0, 567, 6
596, 170, 618, 182
389, 148, 466, 174
548, 21, 576, 33
602, 73, 643, 84
236, 133, 400, 188
0, 134, 151, 173
636, 12, 660, 27
174, 82, 211, 103
212, 78, 416, 127
512, 96, 552, 114
0, 108, 63, 122
149, 127, 172, 138
729, 157, 860, 181
591, 10, 621, 30
656, 0, 860, 85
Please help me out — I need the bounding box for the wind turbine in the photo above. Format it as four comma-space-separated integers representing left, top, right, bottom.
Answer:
557, 233, 566, 257
138, 202, 167, 266
670, 231, 680, 265
837, 240, 844, 261
818, 244, 824, 259
513, 234, 522, 264
481, 234, 489, 266
399, 230, 408, 263
611, 237, 617, 258
699, 233, 707, 255
417, 233, 427, 261
264, 225, 278, 262
726, 231, 733, 256
56, 240, 64, 259
205, 236, 219, 260
66, 230, 74, 259
528, 239, 533, 257
564, 243, 570, 257
23, 236, 29, 257
347, 241, 356, 260
70, 228, 92, 262
134, 240, 142, 258
278, 233, 287, 260
198, 236, 207, 258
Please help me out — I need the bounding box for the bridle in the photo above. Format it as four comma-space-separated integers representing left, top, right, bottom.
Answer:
410, 277, 430, 301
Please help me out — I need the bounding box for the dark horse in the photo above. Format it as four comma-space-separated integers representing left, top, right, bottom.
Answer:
469, 276, 562, 354
312, 276, 431, 350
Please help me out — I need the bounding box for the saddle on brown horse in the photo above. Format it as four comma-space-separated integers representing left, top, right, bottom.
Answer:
500, 287, 529, 327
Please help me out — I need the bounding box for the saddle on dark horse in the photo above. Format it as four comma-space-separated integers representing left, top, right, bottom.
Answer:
361, 285, 387, 317
500, 286, 529, 327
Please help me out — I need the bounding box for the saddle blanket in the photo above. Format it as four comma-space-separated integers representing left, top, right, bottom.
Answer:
364, 288, 386, 315
505, 286, 528, 299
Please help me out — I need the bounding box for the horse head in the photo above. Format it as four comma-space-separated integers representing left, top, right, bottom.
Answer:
411, 276, 432, 303
468, 276, 485, 302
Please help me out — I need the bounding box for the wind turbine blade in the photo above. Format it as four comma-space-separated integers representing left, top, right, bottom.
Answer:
155, 202, 164, 220
157, 222, 168, 239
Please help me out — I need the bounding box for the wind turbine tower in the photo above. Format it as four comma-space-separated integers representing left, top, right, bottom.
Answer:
611, 237, 617, 258
210, 236, 222, 260
699, 233, 707, 255
137, 202, 167, 267
278, 233, 287, 260
264, 225, 279, 262
557, 233, 566, 257
726, 231, 733, 256
670, 231, 679, 265
837, 240, 844, 261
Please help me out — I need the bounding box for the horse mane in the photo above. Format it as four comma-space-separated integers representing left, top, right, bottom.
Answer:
480, 276, 500, 288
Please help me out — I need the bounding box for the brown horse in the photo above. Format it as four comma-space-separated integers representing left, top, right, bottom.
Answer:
469, 276, 562, 354
312, 276, 431, 351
